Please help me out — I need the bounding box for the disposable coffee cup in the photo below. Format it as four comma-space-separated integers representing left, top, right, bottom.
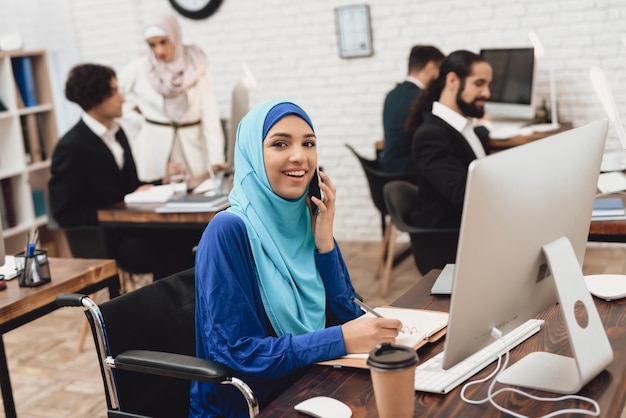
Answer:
367, 343, 419, 418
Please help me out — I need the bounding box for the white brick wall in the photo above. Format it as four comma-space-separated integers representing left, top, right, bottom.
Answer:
3, 0, 626, 241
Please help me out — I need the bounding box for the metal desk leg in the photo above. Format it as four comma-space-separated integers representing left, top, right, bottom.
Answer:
0, 335, 17, 418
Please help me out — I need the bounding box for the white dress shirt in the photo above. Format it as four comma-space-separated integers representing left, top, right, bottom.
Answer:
406, 75, 425, 90
82, 113, 125, 169
432, 101, 486, 159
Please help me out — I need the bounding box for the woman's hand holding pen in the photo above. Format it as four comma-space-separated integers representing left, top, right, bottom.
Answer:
341, 316, 403, 354
311, 170, 335, 253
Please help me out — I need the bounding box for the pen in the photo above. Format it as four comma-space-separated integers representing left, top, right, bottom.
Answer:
351, 297, 383, 318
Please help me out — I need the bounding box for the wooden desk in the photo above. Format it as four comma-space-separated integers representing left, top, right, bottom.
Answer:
487, 122, 573, 151
258, 270, 626, 417
589, 194, 626, 241
375, 124, 573, 154
97, 201, 219, 229
97, 201, 224, 279
0, 257, 120, 418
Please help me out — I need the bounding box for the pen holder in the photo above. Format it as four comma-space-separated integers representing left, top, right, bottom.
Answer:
15, 249, 51, 287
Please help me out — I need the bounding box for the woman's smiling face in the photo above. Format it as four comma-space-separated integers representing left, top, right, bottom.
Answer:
263, 115, 317, 200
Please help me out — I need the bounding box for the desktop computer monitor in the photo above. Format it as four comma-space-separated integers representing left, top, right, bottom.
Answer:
442, 120, 612, 393
480, 47, 536, 120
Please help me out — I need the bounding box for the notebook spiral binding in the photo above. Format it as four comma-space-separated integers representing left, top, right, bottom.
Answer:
401, 326, 419, 335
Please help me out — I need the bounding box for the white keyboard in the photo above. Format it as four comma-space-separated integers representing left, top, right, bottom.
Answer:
488, 121, 529, 140
414, 318, 544, 394
597, 171, 626, 194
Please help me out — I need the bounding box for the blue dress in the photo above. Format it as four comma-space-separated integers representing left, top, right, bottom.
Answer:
189, 212, 362, 417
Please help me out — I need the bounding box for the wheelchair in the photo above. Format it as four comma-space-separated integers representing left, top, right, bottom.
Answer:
56, 267, 259, 417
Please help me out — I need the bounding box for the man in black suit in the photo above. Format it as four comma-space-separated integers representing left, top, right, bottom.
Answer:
402, 50, 492, 271
49, 63, 195, 279
380, 45, 444, 174
50, 64, 150, 226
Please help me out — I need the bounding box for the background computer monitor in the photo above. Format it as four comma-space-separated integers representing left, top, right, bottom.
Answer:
480, 47, 536, 120
442, 120, 610, 391
228, 80, 250, 171
227, 64, 256, 173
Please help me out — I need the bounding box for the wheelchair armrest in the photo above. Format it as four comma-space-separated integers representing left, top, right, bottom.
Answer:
114, 350, 233, 384
56, 293, 89, 307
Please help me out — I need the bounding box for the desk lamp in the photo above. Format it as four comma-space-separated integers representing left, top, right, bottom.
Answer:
529, 31, 560, 131
590, 66, 626, 148
585, 66, 626, 301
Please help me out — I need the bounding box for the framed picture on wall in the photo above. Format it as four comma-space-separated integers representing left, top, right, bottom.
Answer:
334, 4, 373, 59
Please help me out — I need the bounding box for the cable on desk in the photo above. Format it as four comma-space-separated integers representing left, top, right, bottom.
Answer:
459, 327, 601, 418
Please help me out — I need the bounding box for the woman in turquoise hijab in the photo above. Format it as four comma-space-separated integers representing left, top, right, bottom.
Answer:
189, 99, 402, 417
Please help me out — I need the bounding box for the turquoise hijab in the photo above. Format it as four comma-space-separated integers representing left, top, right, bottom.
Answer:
226, 99, 326, 337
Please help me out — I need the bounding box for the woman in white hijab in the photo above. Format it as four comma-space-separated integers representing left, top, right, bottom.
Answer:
118, 11, 226, 183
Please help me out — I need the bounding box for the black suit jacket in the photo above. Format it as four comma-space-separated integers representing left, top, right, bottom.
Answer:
49, 120, 144, 226
410, 113, 490, 228
381, 81, 421, 174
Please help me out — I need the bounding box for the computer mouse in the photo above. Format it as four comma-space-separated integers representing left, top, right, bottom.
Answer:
294, 396, 352, 418
585, 274, 626, 301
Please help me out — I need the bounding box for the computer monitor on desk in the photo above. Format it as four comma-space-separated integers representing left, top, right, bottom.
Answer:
228, 81, 250, 171
443, 120, 613, 394
480, 47, 536, 121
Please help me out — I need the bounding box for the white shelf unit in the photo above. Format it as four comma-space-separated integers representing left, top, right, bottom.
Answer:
0, 50, 58, 255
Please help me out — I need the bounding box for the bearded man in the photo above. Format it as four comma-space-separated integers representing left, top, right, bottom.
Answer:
401, 50, 492, 271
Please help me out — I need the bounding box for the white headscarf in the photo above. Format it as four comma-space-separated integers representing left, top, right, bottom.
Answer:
144, 12, 207, 98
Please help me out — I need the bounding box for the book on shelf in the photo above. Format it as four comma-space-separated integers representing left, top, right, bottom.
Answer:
316, 307, 449, 369
592, 197, 625, 218
0, 178, 17, 228
20, 114, 43, 162
11, 56, 38, 107
20, 115, 32, 163
0, 185, 8, 229
31, 189, 46, 217
35, 113, 47, 160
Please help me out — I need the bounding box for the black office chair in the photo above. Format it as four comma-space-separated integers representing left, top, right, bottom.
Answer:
46, 201, 112, 260
56, 268, 259, 418
345, 144, 416, 294
383, 180, 459, 282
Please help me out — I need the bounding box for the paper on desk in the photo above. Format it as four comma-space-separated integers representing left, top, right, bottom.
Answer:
124, 184, 175, 204
601, 151, 626, 172
0, 256, 20, 280
155, 194, 230, 213
192, 178, 217, 194
591, 214, 626, 221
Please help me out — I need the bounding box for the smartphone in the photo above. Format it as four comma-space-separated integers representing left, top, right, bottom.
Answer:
308, 167, 324, 216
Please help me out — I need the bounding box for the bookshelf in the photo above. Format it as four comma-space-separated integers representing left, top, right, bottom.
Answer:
0, 50, 59, 255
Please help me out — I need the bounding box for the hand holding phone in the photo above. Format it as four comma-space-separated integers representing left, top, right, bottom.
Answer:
308, 168, 324, 216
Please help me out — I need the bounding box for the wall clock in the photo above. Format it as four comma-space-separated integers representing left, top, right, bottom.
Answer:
169, 0, 223, 20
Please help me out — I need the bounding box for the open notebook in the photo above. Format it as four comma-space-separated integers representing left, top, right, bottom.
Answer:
317, 307, 448, 369
124, 184, 176, 204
